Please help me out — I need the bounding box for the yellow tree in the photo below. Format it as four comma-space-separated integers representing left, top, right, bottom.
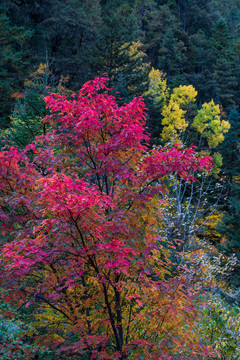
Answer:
192, 100, 230, 148
145, 67, 168, 107
161, 85, 197, 143
144, 69, 230, 254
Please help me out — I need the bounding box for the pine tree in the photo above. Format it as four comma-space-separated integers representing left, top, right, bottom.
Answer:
211, 19, 232, 52
144, 3, 194, 87
1, 63, 70, 148
217, 181, 240, 288
0, 4, 32, 128
211, 19, 237, 111
213, 57, 238, 111
81, 0, 102, 31
220, 108, 240, 181
90, 4, 150, 102
8, 0, 96, 90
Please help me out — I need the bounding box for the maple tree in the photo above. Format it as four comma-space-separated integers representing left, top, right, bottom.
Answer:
0, 77, 216, 359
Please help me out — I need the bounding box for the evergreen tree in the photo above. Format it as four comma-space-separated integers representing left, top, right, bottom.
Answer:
6, 0, 96, 90
211, 19, 238, 111
0, 4, 32, 128
81, 0, 102, 31
211, 19, 232, 52
217, 181, 240, 288
209, 0, 240, 32
220, 108, 240, 181
90, 4, 150, 102
184, 0, 213, 36
1, 63, 70, 148
185, 28, 216, 103
143, 2, 196, 88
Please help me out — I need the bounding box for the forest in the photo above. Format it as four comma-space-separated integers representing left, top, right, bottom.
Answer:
1, 0, 240, 359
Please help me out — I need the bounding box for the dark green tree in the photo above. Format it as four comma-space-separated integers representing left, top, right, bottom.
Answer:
220, 108, 240, 181
0, 63, 68, 148
208, 0, 240, 32
211, 18, 232, 52
183, 0, 213, 36
81, 0, 102, 31
217, 181, 240, 288
90, 3, 150, 102
5, 0, 96, 90
0, 4, 32, 128
143, 2, 196, 88
210, 19, 238, 111
213, 57, 238, 111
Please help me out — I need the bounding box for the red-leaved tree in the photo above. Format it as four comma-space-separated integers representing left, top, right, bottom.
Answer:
0, 77, 215, 359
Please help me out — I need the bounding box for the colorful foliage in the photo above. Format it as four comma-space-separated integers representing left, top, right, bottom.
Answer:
161, 84, 197, 143
197, 295, 240, 360
144, 67, 168, 107
0, 77, 213, 359
192, 100, 230, 148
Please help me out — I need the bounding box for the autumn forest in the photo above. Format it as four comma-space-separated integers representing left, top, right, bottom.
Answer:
1, 0, 240, 359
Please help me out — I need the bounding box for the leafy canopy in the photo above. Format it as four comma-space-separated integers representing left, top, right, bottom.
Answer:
0, 77, 214, 359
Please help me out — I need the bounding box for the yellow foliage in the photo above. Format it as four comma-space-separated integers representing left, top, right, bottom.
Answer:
119, 41, 150, 72
192, 100, 230, 148
171, 85, 197, 106
199, 212, 223, 243
118, 41, 150, 94
24, 63, 50, 89
232, 175, 240, 184
160, 85, 197, 143
147, 76, 230, 148
212, 152, 223, 175
127, 40, 146, 59
161, 99, 187, 142
145, 67, 168, 107
24, 63, 72, 96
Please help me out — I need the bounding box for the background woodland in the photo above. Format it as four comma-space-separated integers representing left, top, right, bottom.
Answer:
1, 0, 240, 359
